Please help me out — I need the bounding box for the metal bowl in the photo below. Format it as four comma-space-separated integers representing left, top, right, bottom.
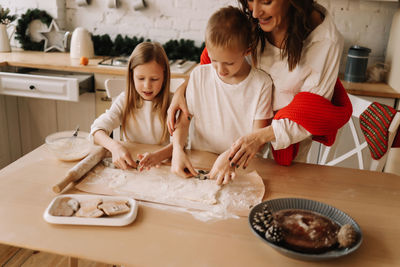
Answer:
248, 198, 362, 261
45, 131, 92, 161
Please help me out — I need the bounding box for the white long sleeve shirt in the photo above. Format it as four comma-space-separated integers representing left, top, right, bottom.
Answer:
90, 92, 165, 144
257, 4, 344, 153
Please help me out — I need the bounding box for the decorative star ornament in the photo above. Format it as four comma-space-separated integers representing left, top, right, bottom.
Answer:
39, 19, 67, 52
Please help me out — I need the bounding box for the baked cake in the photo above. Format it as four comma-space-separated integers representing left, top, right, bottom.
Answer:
274, 209, 340, 253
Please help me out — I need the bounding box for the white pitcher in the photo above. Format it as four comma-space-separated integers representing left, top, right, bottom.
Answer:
0, 24, 15, 52
70, 27, 94, 59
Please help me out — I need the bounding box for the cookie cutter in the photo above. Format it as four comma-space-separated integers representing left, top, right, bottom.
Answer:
194, 169, 209, 180
102, 157, 116, 168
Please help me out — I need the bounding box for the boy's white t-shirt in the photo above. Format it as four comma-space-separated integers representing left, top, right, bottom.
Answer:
256, 4, 344, 155
186, 64, 273, 154
90, 92, 165, 144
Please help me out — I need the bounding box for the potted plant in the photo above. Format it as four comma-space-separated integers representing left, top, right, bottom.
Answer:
0, 5, 17, 52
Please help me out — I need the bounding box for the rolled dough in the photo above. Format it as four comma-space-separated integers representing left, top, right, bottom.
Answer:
75, 164, 265, 216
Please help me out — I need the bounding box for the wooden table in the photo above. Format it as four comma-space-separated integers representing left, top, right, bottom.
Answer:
0, 143, 399, 266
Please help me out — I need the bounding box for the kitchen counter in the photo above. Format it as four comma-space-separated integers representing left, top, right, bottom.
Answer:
0, 143, 400, 266
1, 50, 399, 98
341, 79, 400, 99
0, 50, 193, 78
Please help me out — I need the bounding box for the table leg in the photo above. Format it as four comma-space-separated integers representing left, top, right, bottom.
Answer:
68, 256, 78, 267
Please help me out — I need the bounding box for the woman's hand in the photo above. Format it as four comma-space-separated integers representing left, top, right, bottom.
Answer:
137, 152, 161, 171
229, 127, 271, 169
209, 151, 236, 185
171, 149, 197, 178
167, 81, 190, 135
110, 143, 137, 170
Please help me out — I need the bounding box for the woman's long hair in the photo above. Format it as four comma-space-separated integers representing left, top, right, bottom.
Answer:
238, 0, 316, 71
121, 42, 171, 144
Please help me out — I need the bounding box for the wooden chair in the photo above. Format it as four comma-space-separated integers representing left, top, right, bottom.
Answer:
104, 77, 186, 141
318, 94, 400, 171
105, 79, 125, 141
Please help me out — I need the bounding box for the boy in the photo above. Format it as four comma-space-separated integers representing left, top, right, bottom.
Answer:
171, 6, 273, 185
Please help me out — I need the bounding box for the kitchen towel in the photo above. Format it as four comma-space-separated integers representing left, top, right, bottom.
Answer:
360, 102, 398, 160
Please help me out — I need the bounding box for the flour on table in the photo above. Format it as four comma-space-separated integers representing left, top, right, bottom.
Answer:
76, 164, 265, 218
79, 165, 220, 206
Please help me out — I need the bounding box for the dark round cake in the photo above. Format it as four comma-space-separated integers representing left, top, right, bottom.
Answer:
274, 209, 340, 253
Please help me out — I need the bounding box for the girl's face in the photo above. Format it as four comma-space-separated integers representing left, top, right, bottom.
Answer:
133, 60, 164, 101
247, 0, 290, 33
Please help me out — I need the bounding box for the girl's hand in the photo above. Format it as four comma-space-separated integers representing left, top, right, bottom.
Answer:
209, 151, 236, 185
110, 143, 137, 170
137, 152, 162, 171
167, 89, 191, 136
229, 129, 267, 169
171, 149, 197, 178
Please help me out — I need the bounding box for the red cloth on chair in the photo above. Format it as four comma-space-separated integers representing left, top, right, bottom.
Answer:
272, 79, 353, 166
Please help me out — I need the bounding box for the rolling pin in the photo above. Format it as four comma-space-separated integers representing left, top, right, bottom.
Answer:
52, 146, 106, 193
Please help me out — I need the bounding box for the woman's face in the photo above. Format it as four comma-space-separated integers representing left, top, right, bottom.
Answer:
247, 0, 290, 33
133, 60, 164, 101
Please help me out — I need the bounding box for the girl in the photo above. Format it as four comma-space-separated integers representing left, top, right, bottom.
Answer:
90, 42, 172, 170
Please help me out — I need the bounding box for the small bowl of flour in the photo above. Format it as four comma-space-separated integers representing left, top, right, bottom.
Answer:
46, 131, 92, 161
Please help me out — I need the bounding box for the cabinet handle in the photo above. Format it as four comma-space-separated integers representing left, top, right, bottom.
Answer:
29, 85, 35, 90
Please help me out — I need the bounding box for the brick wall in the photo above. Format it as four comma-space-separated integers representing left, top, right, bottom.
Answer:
1, 0, 398, 71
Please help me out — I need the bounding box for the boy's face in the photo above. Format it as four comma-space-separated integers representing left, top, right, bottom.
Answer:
133, 60, 164, 101
207, 44, 249, 82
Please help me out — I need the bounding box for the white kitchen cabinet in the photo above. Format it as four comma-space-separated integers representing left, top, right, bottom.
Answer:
0, 67, 96, 168
0, 69, 93, 102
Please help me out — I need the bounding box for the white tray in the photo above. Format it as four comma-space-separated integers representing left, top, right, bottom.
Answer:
43, 194, 138, 226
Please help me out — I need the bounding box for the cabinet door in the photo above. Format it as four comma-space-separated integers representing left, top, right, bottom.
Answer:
18, 97, 58, 155
0, 95, 12, 168
0, 96, 22, 168
56, 92, 95, 133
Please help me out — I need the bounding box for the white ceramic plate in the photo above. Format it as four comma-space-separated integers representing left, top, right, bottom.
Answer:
43, 194, 138, 226
248, 198, 362, 261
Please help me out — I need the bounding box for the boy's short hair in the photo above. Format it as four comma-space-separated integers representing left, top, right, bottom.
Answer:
205, 6, 252, 51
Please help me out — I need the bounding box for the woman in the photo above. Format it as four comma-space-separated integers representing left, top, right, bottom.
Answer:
168, 0, 352, 168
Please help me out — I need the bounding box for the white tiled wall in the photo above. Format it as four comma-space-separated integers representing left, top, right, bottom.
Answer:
1, 0, 398, 70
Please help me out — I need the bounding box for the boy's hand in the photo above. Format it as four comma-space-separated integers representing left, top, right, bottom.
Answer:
209, 151, 236, 185
171, 149, 197, 178
137, 152, 162, 171
110, 143, 137, 170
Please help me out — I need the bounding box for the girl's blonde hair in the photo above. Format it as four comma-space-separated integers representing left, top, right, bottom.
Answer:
121, 42, 171, 144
